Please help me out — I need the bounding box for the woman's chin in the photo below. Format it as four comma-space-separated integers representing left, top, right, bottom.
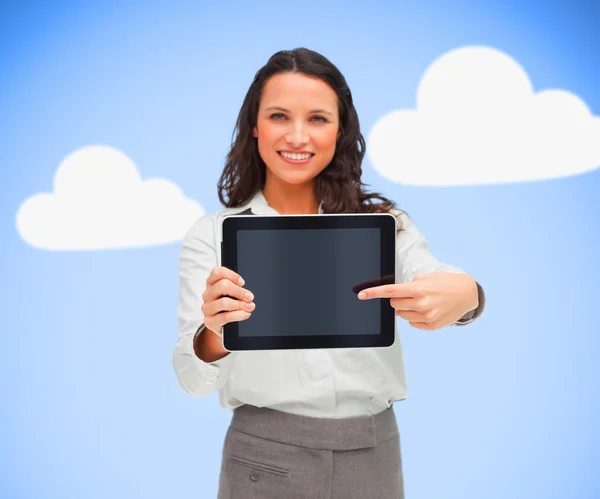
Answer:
269, 170, 319, 185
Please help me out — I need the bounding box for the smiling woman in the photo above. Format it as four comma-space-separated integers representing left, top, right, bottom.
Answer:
173, 47, 485, 499
217, 47, 400, 216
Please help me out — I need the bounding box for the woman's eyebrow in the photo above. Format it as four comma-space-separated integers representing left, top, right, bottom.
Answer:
265, 106, 333, 116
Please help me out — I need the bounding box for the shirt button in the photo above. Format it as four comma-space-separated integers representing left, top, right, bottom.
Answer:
249, 470, 260, 481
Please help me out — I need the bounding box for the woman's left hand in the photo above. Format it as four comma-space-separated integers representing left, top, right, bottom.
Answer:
357, 273, 479, 330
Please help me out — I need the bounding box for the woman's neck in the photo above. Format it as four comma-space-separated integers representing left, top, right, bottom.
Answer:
262, 181, 320, 215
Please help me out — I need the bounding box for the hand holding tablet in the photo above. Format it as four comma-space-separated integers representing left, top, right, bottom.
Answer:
200, 266, 256, 337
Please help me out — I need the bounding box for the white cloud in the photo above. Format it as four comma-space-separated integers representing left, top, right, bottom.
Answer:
16, 145, 204, 250
367, 45, 600, 186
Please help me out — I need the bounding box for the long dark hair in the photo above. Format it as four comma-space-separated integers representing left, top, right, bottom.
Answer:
217, 47, 402, 216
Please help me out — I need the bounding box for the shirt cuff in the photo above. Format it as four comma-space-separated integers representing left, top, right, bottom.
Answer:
188, 325, 232, 386
452, 281, 486, 326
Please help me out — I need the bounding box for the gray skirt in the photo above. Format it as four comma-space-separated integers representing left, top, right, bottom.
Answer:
217, 404, 404, 499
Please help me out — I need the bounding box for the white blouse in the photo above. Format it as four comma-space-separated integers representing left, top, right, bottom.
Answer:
172, 190, 484, 418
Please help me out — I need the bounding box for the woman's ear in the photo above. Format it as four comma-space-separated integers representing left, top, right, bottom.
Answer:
252, 126, 258, 138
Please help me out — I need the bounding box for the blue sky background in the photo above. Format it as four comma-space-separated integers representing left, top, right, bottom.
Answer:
1, 0, 599, 498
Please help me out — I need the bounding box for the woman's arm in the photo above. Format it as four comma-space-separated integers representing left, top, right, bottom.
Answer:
193, 323, 230, 363
172, 215, 235, 397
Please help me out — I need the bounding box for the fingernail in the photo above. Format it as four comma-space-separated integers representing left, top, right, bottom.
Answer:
358, 292, 367, 299
245, 302, 255, 310
245, 292, 254, 301
238, 277, 245, 286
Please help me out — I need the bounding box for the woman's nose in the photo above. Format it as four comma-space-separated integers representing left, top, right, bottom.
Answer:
284, 123, 309, 147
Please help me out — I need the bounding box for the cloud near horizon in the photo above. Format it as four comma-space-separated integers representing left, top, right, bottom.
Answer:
16, 145, 204, 250
367, 45, 600, 186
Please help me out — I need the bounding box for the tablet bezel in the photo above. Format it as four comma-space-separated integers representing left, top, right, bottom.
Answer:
221, 213, 397, 351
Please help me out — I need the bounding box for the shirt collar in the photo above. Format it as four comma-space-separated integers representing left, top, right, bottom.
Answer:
242, 190, 324, 215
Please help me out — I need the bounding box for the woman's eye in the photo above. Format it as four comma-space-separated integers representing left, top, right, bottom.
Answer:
268, 113, 327, 122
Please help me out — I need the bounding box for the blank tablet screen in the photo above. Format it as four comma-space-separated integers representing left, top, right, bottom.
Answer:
236, 227, 380, 337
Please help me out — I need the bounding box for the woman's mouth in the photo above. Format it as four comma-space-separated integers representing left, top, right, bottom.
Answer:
278, 151, 315, 165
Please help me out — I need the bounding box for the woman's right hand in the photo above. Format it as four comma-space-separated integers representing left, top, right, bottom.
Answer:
201, 266, 255, 335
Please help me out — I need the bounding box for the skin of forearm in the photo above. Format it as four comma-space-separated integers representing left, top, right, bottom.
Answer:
193, 327, 230, 363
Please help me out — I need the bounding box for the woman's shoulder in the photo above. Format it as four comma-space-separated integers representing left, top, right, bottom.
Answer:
386, 207, 411, 233
183, 204, 252, 244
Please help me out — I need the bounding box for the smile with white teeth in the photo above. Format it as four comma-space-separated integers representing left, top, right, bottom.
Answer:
279, 151, 313, 161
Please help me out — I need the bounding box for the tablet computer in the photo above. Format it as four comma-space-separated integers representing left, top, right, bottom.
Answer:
221, 213, 397, 351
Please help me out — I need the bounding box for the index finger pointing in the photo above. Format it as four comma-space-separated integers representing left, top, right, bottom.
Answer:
206, 266, 245, 287
357, 283, 416, 300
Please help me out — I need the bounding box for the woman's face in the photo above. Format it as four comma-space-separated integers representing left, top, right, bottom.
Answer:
253, 72, 339, 188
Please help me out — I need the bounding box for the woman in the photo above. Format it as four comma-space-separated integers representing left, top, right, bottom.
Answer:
173, 48, 485, 499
